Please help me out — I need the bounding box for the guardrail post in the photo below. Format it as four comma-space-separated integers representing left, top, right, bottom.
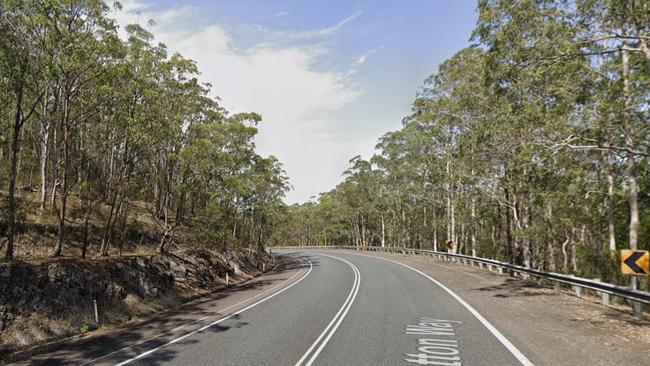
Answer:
592, 279, 610, 306
631, 302, 644, 317
600, 291, 610, 306
572, 285, 582, 298
478, 262, 484, 270
566, 275, 582, 298
553, 280, 560, 292
497, 266, 504, 274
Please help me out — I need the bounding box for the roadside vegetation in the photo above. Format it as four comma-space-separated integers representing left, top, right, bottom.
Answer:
0, 0, 289, 261
273, 0, 650, 288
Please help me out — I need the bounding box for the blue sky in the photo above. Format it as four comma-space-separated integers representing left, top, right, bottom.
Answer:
114, 1, 478, 203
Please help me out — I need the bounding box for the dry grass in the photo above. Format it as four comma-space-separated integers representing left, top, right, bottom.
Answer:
5, 190, 181, 261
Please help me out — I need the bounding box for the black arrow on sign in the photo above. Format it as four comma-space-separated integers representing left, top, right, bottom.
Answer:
624, 251, 648, 274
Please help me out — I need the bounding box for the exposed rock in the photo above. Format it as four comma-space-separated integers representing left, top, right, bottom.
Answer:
47, 263, 66, 283
168, 261, 188, 283
0, 249, 273, 354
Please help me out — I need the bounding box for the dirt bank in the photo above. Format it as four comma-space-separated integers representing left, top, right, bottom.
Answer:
0, 248, 273, 356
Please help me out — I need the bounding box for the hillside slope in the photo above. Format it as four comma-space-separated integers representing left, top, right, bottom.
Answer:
0, 248, 273, 356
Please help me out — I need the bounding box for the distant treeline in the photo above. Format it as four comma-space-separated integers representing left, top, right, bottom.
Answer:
272, 0, 650, 285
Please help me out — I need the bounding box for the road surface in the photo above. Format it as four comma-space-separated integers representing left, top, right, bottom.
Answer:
9, 251, 534, 366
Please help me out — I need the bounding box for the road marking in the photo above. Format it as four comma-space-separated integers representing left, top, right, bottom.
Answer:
342, 251, 535, 366
294, 253, 361, 366
405, 318, 463, 365
107, 257, 313, 366
80, 258, 309, 365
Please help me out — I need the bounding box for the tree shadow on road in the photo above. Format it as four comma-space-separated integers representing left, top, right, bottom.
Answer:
5, 255, 314, 365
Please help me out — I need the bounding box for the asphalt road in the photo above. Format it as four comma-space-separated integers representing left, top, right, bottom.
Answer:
9, 251, 534, 365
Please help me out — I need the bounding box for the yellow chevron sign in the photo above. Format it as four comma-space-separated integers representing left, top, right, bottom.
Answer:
621, 250, 649, 275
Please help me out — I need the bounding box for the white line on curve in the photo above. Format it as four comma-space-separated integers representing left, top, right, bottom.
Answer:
294, 253, 361, 366
81, 259, 308, 365
81, 265, 302, 366
349, 251, 535, 366
305, 257, 360, 366
111, 257, 313, 366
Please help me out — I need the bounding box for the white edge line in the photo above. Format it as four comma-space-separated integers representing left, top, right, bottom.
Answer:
294, 253, 361, 366
81, 259, 307, 365
113, 258, 313, 366
342, 251, 535, 366
81, 266, 306, 365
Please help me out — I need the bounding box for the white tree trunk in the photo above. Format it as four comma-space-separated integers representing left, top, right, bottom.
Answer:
606, 167, 616, 253
622, 46, 639, 252
381, 214, 385, 247
471, 197, 477, 257
39, 123, 50, 211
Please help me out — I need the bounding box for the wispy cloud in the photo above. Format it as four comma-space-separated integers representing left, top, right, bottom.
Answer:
246, 10, 362, 42
355, 45, 384, 65
276, 11, 291, 17
113, 1, 363, 203
346, 45, 384, 76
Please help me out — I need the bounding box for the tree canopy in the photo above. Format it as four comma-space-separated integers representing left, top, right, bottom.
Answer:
272, 0, 650, 287
0, 0, 289, 259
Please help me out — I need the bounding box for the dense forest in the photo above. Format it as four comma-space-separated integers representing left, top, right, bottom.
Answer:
273, 0, 650, 285
0, 0, 289, 260
2, 0, 649, 288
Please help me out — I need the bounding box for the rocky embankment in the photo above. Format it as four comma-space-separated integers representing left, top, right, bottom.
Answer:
0, 249, 273, 355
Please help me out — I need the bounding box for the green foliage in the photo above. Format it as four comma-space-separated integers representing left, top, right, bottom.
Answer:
273, 0, 650, 287
0, 0, 289, 257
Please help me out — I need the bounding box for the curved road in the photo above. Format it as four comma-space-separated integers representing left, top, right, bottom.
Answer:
12, 251, 533, 366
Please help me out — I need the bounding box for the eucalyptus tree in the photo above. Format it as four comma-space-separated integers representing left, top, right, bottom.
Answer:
43, 0, 118, 256
0, 0, 52, 259
573, 0, 650, 254
277, 0, 649, 287
1, 0, 291, 259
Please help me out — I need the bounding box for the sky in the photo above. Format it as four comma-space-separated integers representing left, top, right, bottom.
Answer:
113, 0, 478, 204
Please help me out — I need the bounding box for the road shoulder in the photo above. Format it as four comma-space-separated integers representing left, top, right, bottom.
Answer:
3, 255, 306, 366
343, 250, 650, 366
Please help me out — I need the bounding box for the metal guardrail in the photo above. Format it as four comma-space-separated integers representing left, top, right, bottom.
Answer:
275, 245, 649, 316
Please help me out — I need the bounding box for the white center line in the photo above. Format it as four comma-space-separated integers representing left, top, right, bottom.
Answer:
294, 253, 361, 366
